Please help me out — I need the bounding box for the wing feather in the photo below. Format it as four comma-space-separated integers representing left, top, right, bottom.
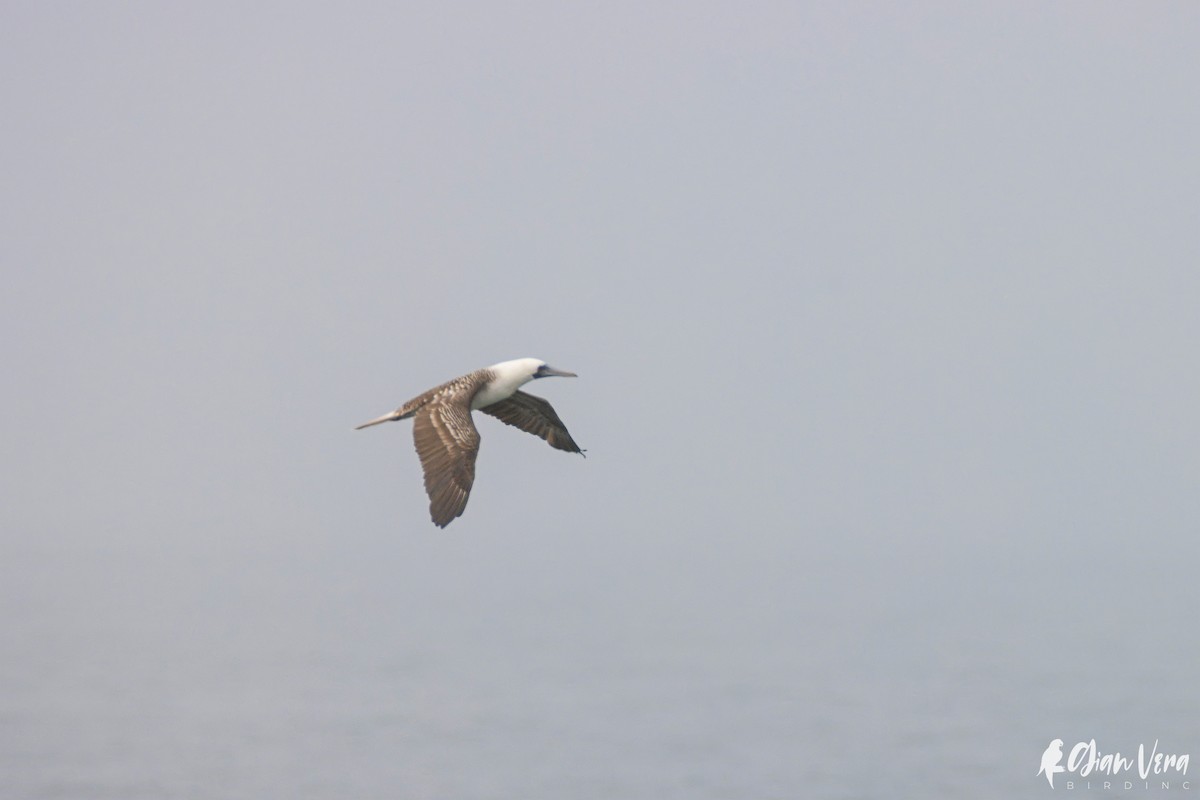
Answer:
412, 399, 481, 527
480, 391, 584, 455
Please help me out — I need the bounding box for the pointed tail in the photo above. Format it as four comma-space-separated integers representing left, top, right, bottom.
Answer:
354, 411, 402, 430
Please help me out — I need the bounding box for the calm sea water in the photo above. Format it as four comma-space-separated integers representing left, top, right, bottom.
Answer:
3, 532, 1196, 799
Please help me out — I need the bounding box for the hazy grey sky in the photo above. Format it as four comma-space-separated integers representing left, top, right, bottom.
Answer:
4, 1, 1195, 547
2, 3, 1198, 796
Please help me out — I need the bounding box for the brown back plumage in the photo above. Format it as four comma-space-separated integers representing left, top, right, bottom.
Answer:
395, 369, 491, 420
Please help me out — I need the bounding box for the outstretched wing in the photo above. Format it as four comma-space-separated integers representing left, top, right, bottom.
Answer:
480, 390, 584, 455
412, 398, 481, 527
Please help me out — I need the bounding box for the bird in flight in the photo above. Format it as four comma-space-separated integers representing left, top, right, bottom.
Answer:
356, 358, 584, 527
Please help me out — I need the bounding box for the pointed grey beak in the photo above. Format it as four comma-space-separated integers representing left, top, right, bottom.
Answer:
536, 365, 577, 378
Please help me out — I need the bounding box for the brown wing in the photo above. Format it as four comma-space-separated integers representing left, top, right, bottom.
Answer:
480, 390, 584, 455
412, 399, 481, 527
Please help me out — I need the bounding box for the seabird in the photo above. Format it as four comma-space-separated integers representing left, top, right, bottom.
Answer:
356, 358, 584, 527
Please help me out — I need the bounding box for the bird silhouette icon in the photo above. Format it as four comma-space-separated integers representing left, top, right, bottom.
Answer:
1038, 738, 1066, 787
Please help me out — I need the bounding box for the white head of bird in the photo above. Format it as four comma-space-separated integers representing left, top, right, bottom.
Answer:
472, 358, 577, 409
